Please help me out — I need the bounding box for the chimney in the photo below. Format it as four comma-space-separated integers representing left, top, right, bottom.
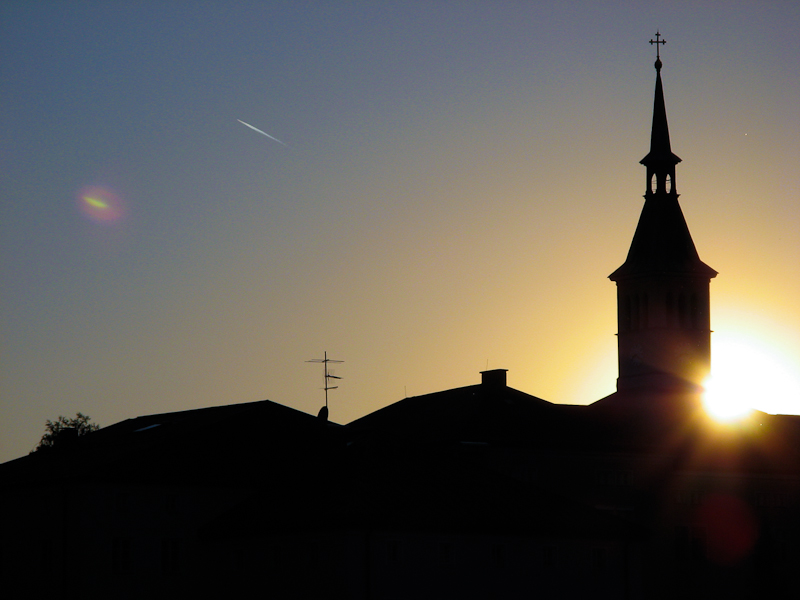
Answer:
480, 369, 507, 387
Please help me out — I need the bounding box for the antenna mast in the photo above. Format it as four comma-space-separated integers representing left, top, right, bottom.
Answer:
306, 351, 344, 410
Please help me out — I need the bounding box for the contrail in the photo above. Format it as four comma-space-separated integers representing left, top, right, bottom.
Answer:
237, 119, 287, 146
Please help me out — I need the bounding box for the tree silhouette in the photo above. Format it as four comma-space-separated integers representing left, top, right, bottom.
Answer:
32, 412, 99, 452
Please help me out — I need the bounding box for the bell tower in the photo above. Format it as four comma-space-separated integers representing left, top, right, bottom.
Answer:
609, 34, 717, 391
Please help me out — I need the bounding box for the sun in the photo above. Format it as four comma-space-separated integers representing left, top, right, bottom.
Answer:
703, 372, 753, 422
703, 334, 800, 422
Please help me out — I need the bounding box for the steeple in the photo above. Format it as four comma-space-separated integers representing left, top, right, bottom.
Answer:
641, 31, 680, 174
641, 55, 680, 180
609, 35, 717, 392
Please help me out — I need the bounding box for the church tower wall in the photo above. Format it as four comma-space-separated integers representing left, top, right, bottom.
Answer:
615, 274, 712, 390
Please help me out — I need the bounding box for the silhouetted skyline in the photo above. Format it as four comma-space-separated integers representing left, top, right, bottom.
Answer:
2, 2, 800, 463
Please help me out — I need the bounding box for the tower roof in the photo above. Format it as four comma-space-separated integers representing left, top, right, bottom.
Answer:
608, 193, 717, 280
639, 61, 681, 168
610, 49, 716, 281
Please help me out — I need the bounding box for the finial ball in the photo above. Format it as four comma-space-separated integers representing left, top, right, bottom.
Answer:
654, 58, 662, 71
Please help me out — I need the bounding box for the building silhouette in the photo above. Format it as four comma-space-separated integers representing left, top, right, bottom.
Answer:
610, 50, 717, 393
3, 47, 800, 600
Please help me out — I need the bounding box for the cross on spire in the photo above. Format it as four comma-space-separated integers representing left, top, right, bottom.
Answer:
649, 31, 666, 60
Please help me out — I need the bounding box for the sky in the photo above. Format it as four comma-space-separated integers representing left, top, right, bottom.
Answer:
2, 1, 799, 463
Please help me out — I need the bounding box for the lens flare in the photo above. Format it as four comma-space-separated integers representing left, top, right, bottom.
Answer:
694, 493, 758, 565
78, 186, 124, 223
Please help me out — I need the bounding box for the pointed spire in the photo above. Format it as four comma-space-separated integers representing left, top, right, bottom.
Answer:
641, 34, 680, 168
610, 35, 716, 281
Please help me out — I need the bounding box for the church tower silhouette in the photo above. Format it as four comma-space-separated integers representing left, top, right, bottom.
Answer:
609, 35, 717, 392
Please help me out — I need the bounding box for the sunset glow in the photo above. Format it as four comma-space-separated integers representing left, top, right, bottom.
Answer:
2, 3, 799, 465
704, 333, 800, 422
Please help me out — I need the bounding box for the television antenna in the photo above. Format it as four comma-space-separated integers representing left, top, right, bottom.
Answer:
306, 351, 344, 410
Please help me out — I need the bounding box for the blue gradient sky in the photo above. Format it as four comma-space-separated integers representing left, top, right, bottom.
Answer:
2, 1, 799, 462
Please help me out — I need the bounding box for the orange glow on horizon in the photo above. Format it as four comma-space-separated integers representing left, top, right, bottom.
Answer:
703, 330, 800, 422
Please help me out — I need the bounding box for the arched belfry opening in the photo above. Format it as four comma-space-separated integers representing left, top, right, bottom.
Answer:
609, 34, 717, 392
